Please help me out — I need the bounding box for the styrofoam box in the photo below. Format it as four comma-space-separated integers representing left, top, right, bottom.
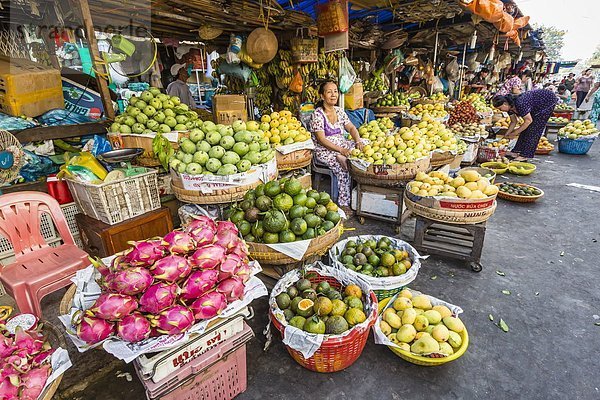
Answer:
134, 307, 251, 383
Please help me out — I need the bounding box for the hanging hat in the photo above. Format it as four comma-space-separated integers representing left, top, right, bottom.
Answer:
246, 27, 278, 64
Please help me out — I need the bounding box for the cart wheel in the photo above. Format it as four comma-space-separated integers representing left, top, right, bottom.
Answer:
358, 217, 365, 225
470, 262, 482, 272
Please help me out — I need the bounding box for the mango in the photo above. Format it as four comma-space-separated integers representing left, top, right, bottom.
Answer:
465, 182, 479, 191
393, 297, 412, 311
432, 305, 452, 319
415, 331, 431, 340
460, 169, 481, 182
450, 177, 465, 188
414, 315, 429, 331
477, 178, 489, 191
443, 316, 465, 333
432, 324, 450, 342
384, 311, 402, 329
456, 186, 472, 199
379, 320, 392, 336
412, 295, 432, 310
397, 342, 411, 352
401, 308, 417, 325
448, 331, 463, 348
396, 324, 417, 343
439, 342, 454, 355
410, 335, 439, 355
424, 310, 442, 325
387, 333, 400, 344
399, 289, 413, 299
484, 185, 499, 196
414, 308, 425, 316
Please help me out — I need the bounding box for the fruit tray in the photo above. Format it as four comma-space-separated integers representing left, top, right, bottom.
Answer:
404, 192, 497, 225
495, 183, 544, 203
480, 162, 508, 175
371, 105, 410, 113
535, 147, 553, 155
348, 156, 431, 187
376, 295, 469, 366
507, 161, 536, 176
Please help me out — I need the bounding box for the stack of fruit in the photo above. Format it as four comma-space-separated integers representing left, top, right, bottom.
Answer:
494, 116, 523, 129
407, 170, 498, 199
419, 93, 447, 103
224, 178, 341, 243
374, 92, 410, 108
0, 310, 64, 399
450, 122, 487, 138
275, 282, 367, 335
456, 139, 468, 155
448, 101, 479, 125
379, 290, 465, 356
356, 118, 395, 140
554, 104, 574, 112
463, 93, 492, 113
407, 104, 448, 120
169, 120, 274, 176
258, 110, 311, 146
536, 137, 554, 152
73, 218, 252, 345
363, 74, 388, 92
110, 89, 196, 134
336, 237, 413, 278
486, 138, 510, 149
498, 182, 542, 197
548, 116, 569, 124
351, 116, 457, 165
558, 119, 599, 139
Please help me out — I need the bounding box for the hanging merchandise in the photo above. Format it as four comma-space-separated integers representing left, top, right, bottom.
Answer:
229, 34, 243, 54
461, 0, 504, 23
316, 0, 349, 36
467, 52, 479, 71
338, 56, 356, 94
446, 58, 460, 81
246, 28, 278, 64
289, 71, 303, 93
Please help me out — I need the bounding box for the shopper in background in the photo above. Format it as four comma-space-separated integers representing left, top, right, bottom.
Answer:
310, 81, 364, 212
574, 68, 594, 108
562, 73, 576, 92
521, 70, 533, 92
167, 64, 197, 108
584, 72, 600, 124
492, 89, 558, 160
496, 70, 530, 96
556, 85, 572, 103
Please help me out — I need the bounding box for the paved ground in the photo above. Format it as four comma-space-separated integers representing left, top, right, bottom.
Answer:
3, 137, 599, 400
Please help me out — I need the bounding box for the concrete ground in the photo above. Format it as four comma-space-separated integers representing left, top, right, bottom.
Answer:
3, 138, 599, 400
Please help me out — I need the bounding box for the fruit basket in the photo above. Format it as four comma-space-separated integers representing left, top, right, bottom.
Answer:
477, 146, 507, 163
404, 193, 497, 224
480, 162, 508, 175
275, 148, 312, 171
507, 161, 536, 175
371, 105, 410, 114
495, 183, 544, 203
374, 292, 469, 366
348, 156, 431, 188
172, 179, 263, 204
557, 136, 596, 155
430, 151, 455, 168
329, 235, 424, 300
269, 263, 378, 373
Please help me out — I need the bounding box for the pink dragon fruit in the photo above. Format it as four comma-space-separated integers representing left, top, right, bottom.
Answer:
216, 220, 238, 234
150, 305, 195, 335
217, 254, 242, 281
5, 353, 29, 373
150, 255, 192, 282
76, 313, 114, 345
189, 244, 226, 270
235, 261, 252, 283
216, 276, 245, 302
18, 364, 50, 400
162, 231, 196, 255
190, 291, 227, 320
230, 239, 249, 260
0, 377, 18, 400
138, 282, 179, 314
180, 270, 219, 300
13, 327, 44, 355
88, 256, 111, 277
106, 267, 154, 295
213, 228, 240, 252
0, 336, 15, 358
185, 217, 217, 246
116, 312, 152, 342
122, 239, 165, 267
89, 293, 138, 320
186, 215, 216, 232
31, 349, 54, 367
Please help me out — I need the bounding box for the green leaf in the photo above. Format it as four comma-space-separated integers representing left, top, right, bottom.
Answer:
501, 290, 511, 295
496, 270, 505, 276
431, 275, 437, 280
488, 314, 494, 321
594, 322, 600, 326
535, 292, 540, 296
499, 319, 509, 332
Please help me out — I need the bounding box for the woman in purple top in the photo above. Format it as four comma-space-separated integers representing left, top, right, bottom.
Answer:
310, 81, 363, 210
574, 69, 594, 108
492, 89, 558, 160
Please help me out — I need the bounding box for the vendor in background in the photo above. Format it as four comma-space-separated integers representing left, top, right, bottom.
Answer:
556, 84, 572, 103
167, 64, 197, 108
562, 73, 576, 92
574, 68, 594, 108
492, 89, 558, 161
496, 70, 530, 96
584, 71, 600, 125
310, 81, 364, 213
468, 67, 490, 92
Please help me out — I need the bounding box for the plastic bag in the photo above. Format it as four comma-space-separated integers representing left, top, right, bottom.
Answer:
338, 56, 356, 94
494, 13, 514, 33
19, 150, 58, 182
218, 60, 252, 82
446, 58, 459, 81
289, 71, 303, 93
431, 76, 444, 93
463, 0, 504, 23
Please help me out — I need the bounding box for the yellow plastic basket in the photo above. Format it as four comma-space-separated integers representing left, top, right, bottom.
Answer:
378, 297, 469, 366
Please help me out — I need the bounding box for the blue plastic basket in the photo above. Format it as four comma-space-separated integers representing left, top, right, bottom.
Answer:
558, 137, 596, 155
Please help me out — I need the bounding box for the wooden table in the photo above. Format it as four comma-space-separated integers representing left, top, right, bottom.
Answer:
76, 207, 173, 258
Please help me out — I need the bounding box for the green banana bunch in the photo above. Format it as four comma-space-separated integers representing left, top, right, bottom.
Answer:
152, 133, 174, 170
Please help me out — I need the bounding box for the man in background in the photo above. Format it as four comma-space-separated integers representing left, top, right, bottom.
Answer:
167, 63, 197, 108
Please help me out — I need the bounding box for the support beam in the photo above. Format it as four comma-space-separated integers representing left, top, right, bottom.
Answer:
77, 0, 115, 120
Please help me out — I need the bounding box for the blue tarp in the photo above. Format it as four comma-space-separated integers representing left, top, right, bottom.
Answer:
345, 108, 375, 128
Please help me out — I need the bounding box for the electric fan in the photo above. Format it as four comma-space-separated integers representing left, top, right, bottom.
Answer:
0, 130, 25, 184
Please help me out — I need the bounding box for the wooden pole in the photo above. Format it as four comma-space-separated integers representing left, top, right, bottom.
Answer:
77, 0, 115, 119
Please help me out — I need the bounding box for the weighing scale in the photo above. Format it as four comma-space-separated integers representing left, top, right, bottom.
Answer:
98, 148, 146, 177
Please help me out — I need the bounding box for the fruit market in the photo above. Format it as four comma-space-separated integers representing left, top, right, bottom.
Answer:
0, 0, 599, 399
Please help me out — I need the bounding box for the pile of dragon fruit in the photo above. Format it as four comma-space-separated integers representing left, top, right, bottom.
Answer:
0, 314, 56, 399
74, 217, 252, 345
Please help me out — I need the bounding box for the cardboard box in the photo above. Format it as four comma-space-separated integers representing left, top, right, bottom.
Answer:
344, 82, 363, 110
0, 56, 64, 117
212, 94, 247, 124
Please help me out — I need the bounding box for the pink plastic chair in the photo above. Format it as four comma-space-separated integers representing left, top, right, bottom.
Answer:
0, 191, 89, 317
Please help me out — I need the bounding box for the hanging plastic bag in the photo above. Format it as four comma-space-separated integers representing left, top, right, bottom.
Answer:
289, 71, 303, 94
338, 56, 356, 94
446, 58, 459, 81
431, 76, 444, 93
467, 52, 479, 71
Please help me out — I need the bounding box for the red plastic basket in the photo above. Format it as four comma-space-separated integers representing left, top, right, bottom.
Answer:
477, 146, 506, 163
270, 272, 378, 373
552, 111, 573, 120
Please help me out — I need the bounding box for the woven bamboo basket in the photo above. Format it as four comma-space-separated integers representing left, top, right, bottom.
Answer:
371, 105, 410, 114
404, 194, 497, 224
171, 179, 262, 204
495, 183, 544, 203
38, 321, 67, 400
535, 147, 554, 155
430, 151, 455, 167
248, 221, 342, 265
276, 149, 312, 171
348, 157, 430, 187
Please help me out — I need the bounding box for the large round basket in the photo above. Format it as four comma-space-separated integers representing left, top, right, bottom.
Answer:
495, 183, 544, 203
38, 321, 67, 400
270, 269, 378, 372
371, 105, 410, 114
171, 179, 262, 204
404, 193, 497, 224
248, 221, 342, 265
430, 151, 455, 167
276, 149, 312, 171
348, 157, 430, 188
246, 27, 278, 63
378, 298, 469, 366
558, 136, 596, 155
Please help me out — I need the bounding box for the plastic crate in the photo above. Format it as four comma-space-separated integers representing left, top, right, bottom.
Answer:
557, 137, 596, 155
137, 322, 253, 400
66, 170, 161, 225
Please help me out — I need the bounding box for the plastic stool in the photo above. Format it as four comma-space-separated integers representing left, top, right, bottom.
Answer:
311, 158, 339, 202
